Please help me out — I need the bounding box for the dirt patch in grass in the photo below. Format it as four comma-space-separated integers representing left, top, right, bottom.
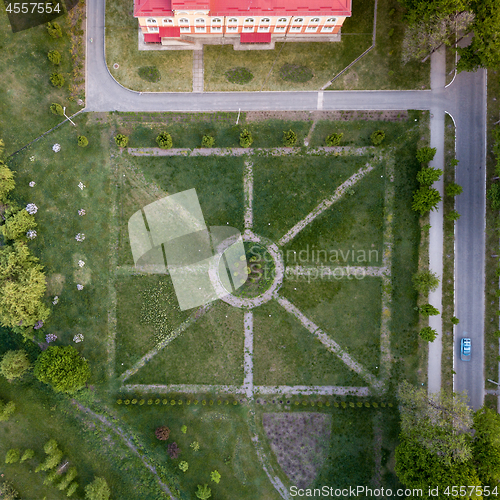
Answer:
263, 412, 332, 489
46, 273, 66, 295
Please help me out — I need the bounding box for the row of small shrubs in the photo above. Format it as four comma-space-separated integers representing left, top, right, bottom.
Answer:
47, 23, 65, 88
117, 398, 239, 406
325, 130, 384, 147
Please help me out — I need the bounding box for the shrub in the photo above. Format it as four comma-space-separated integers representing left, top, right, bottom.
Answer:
57, 466, 77, 491
0, 162, 15, 203
0, 480, 19, 500
156, 132, 172, 149
416, 167, 443, 186
239, 129, 253, 148
446, 210, 461, 221
179, 461, 189, 472
225, 67, 254, 84
84, 477, 110, 500
20, 449, 35, 462
50, 103, 64, 116
181, 425, 187, 434
419, 326, 438, 342
0, 401, 15, 422
326, 133, 343, 147
370, 130, 385, 146
195, 484, 212, 500
67, 482, 78, 497
412, 186, 441, 215
190, 441, 200, 451
5, 449, 20, 464
1, 210, 36, 241
279, 63, 313, 83
210, 470, 221, 483
0, 349, 31, 381
47, 21, 63, 38
155, 426, 170, 440
47, 50, 61, 65
446, 182, 463, 197
282, 129, 297, 147
50, 73, 65, 88
167, 442, 180, 459
78, 136, 89, 148
201, 135, 215, 148
138, 66, 161, 82
451, 316, 460, 325
416, 146, 437, 164
494, 330, 500, 338
412, 270, 439, 295
114, 134, 129, 147
419, 304, 440, 317
44, 470, 58, 485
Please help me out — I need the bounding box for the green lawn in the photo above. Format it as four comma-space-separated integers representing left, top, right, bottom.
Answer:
0, 4, 80, 155
105, 0, 192, 92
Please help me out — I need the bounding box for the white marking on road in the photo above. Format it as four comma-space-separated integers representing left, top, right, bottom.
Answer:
317, 91, 324, 110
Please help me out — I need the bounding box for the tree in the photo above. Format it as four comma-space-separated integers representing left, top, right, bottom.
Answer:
0, 349, 31, 381
1, 209, 36, 241
282, 129, 297, 147
47, 50, 61, 64
412, 270, 440, 294
446, 209, 461, 221
472, 406, 500, 486
201, 135, 215, 148
114, 134, 129, 147
412, 186, 441, 215
0, 242, 50, 330
50, 103, 64, 116
416, 147, 437, 164
20, 449, 35, 462
67, 482, 78, 497
36, 448, 63, 472
84, 477, 111, 500
78, 136, 89, 148
0, 161, 15, 203
155, 426, 170, 440
397, 381, 473, 464
167, 442, 180, 458
210, 470, 221, 483
326, 132, 343, 146
0, 400, 16, 421
47, 21, 63, 38
0, 480, 19, 500
239, 129, 253, 148
34, 346, 90, 393
419, 304, 440, 316
446, 182, 463, 197
419, 326, 438, 342
195, 484, 212, 500
370, 130, 385, 146
416, 167, 443, 186
50, 73, 65, 88
5, 449, 20, 464
57, 467, 78, 491
156, 132, 172, 149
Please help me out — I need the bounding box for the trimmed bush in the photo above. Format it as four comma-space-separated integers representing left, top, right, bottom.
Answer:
416, 167, 443, 186
282, 129, 297, 147
451, 316, 460, 325
5, 449, 20, 463
412, 186, 441, 215
445, 182, 463, 197
47, 50, 61, 65
50, 103, 64, 116
446, 210, 461, 221
179, 461, 189, 472
279, 63, 313, 83
78, 136, 89, 148
50, 73, 65, 88
326, 133, 343, 147
419, 326, 438, 342
201, 135, 215, 148
0, 349, 31, 381
47, 21, 63, 38
239, 129, 253, 148
20, 449, 35, 462
419, 304, 440, 316
412, 270, 439, 295
416, 146, 437, 164
370, 130, 385, 146
114, 134, 129, 147
155, 426, 170, 440
156, 132, 172, 149
138, 66, 161, 83
225, 67, 254, 84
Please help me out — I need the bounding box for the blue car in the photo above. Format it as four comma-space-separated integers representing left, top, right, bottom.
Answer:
460, 337, 471, 361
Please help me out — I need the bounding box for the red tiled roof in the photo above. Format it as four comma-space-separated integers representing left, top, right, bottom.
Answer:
211, 0, 351, 16
135, 0, 173, 17
144, 32, 162, 42
159, 26, 181, 36
240, 32, 271, 43
134, 0, 351, 17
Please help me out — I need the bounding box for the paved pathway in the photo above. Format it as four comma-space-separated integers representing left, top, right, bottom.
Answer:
193, 49, 204, 92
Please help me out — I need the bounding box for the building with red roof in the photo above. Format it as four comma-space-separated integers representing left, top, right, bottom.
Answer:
134, 0, 351, 48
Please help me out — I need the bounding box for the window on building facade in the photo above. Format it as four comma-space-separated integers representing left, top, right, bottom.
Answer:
163, 18, 173, 24
211, 18, 222, 31
258, 18, 270, 32
226, 17, 238, 31
148, 26, 159, 32
195, 18, 206, 32
243, 18, 255, 31
321, 18, 336, 32
179, 18, 190, 32
146, 18, 157, 25
290, 17, 303, 32
274, 18, 287, 32
306, 17, 320, 31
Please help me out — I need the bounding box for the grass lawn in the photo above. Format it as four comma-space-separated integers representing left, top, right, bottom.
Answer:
124, 301, 244, 386
204, 0, 428, 91
105, 0, 192, 92
117, 403, 283, 500
0, 4, 81, 156
253, 300, 366, 386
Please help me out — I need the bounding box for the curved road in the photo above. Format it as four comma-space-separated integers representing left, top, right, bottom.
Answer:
87, 0, 487, 408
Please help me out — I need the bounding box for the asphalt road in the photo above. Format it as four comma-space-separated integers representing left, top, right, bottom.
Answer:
86, 0, 487, 408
